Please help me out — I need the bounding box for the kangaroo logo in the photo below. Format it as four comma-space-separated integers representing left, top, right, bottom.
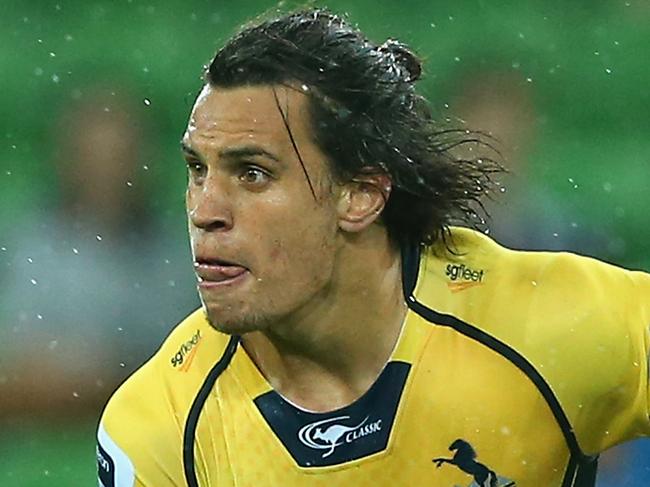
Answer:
432, 439, 515, 487
298, 415, 381, 458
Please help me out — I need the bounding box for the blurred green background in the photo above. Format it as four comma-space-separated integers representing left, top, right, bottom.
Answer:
0, 1, 648, 486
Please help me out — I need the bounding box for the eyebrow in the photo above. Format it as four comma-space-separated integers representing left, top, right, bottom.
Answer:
180, 141, 281, 163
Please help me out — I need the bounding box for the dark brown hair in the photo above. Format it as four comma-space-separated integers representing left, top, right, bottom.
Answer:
205, 8, 502, 248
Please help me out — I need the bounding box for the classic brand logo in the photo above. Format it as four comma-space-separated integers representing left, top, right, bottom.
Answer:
170, 329, 202, 371
298, 415, 382, 458
445, 264, 485, 293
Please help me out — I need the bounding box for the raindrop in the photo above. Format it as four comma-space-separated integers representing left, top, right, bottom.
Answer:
143, 98, 151, 106
430, 23, 436, 28
48, 340, 58, 350
51, 74, 60, 83
119, 362, 125, 367
301, 84, 309, 92
72, 247, 79, 254
526, 77, 532, 83
96, 235, 102, 241
164, 259, 170, 264
126, 181, 133, 187
72, 391, 79, 398
30, 278, 38, 285
143, 164, 149, 170
0, 247, 6, 251
143, 67, 150, 73
34, 67, 44, 76
65, 34, 73, 41
552, 232, 559, 238
531, 280, 538, 287
605, 68, 612, 74
603, 182, 612, 192
453, 56, 461, 62
117, 327, 123, 332
594, 51, 600, 56
37, 314, 43, 320
168, 280, 176, 287
49, 52, 56, 58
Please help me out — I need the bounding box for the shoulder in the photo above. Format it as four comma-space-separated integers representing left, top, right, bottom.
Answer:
98, 308, 232, 483
415, 227, 650, 452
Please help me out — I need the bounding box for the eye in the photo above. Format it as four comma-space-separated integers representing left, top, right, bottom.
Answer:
239, 166, 271, 186
186, 159, 206, 178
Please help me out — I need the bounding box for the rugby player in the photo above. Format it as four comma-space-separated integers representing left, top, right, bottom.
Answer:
97, 8, 650, 487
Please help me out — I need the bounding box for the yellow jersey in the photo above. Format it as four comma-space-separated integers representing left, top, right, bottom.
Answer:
97, 228, 650, 487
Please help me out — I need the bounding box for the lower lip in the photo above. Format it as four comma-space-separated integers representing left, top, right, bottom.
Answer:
198, 269, 250, 290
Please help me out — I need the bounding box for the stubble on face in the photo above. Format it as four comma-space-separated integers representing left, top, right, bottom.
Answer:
184, 84, 342, 337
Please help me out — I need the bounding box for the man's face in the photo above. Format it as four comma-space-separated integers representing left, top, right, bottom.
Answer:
182, 84, 341, 335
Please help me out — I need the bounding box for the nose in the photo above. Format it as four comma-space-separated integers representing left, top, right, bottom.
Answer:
187, 177, 233, 232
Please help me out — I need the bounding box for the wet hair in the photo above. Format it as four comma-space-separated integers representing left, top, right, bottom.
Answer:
205, 8, 503, 248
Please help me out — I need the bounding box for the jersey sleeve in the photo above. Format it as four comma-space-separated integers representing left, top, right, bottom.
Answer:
97, 360, 186, 487
543, 254, 650, 454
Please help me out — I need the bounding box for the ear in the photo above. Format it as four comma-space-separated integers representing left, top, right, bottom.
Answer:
337, 172, 392, 233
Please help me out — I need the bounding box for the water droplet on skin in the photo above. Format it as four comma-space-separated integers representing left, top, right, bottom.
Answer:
143, 98, 151, 106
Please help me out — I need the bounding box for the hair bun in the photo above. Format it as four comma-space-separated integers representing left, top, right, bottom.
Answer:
379, 39, 422, 83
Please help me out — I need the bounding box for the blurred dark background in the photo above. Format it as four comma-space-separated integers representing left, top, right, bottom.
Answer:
0, 1, 648, 485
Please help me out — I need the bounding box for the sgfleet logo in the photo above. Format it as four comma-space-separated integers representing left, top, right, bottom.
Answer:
170, 329, 202, 372
298, 415, 382, 458
445, 263, 485, 293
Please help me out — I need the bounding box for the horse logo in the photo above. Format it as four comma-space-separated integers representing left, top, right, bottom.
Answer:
432, 439, 515, 487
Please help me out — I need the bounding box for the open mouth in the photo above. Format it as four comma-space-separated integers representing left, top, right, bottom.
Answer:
194, 259, 249, 286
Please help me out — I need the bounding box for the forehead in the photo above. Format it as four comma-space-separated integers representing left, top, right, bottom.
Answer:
184, 84, 313, 146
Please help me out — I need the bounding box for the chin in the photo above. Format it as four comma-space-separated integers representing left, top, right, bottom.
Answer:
203, 305, 271, 336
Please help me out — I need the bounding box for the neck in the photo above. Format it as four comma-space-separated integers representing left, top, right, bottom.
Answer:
241, 229, 407, 412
